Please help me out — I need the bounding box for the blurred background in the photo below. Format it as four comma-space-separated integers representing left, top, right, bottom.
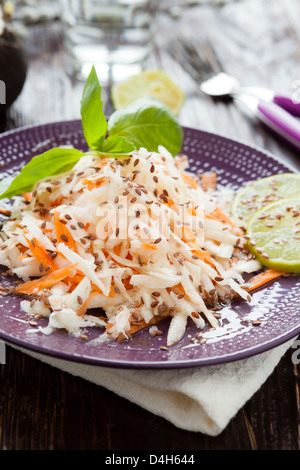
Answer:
0, 0, 299, 156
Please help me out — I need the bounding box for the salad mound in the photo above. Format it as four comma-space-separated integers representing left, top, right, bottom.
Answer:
0, 145, 264, 346
0, 66, 290, 348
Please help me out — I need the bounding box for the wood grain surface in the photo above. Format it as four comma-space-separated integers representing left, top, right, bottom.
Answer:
0, 0, 300, 450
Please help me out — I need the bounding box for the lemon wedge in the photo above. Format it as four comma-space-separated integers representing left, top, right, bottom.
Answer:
246, 198, 300, 273
111, 69, 185, 115
231, 173, 300, 226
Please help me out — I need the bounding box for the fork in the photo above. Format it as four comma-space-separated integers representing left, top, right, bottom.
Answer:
168, 37, 300, 151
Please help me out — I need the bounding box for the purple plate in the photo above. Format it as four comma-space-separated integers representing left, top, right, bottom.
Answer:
0, 120, 299, 369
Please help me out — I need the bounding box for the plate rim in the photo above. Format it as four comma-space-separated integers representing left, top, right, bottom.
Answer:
2, 323, 300, 369
1, 118, 298, 174
0, 119, 299, 369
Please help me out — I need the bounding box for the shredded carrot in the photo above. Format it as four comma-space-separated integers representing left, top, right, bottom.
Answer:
15, 263, 78, 295
170, 283, 189, 298
53, 211, 77, 251
66, 273, 84, 285
141, 243, 158, 250
109, 308, 170, 341
245, 269, 285, 292
200, 172, 217, 192
92, 160, 108, 170
76, 291, 98, 316
208, 206, 243, 236
21, 192, 32, 202
182, 226, 216, 268
193, 248, 217, 268
181, 171, 199, 189
18, 255, 31, 261
0, 208, 12, 217
75, 286, 116, 316
123, 277, 134, 290
167, 197, 175, 208
50, 197, 65, 208
24, 236, 57, 272
81, 177, 105, 191
109, 285, 117, 297
187, 206, 197, 216
113, 244, 122, 256
86, 283, 117, 297
170, 203, 180, 214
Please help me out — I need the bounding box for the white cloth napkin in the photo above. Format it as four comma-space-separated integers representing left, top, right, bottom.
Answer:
8, 338, 295, 436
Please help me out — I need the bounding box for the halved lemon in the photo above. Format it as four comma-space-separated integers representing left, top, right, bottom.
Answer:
111, 69, 185, 115
246, 198, 300, 273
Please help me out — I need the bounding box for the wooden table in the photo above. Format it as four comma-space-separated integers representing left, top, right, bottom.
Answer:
1, 0, 300, 450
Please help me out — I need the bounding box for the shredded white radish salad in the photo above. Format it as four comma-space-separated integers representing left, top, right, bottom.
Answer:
0, 146, 262, 346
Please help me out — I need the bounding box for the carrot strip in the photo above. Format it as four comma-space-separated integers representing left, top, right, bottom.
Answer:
76, 291, 99, 316
81, 177, 105, 191
141, 243, 158, 250
53, 211, 77, 251
245, 269, 285, 292
181, 171, 199, 189
25, 236, 57, 272
169, 283, 191, 301
15, 263, 78, 295
183, 226, 216, 268
200, 172, 217, 192
67, 273, 85, 284
0, 208, 12, 217
170, 203, 180, 214
50, 197, 64, 208
21, 192, 32, 202
123, 277, 133, 290
76, 288, 116, 316
113, 244, 122, 256
208, 206, 243, 236
193, 248, 216, 268
109, 309, 170, 341
18, 255, 31, 261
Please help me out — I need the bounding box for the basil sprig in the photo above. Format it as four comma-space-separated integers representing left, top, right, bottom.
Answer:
80, 66, 136, 156
108, 97, 183, 157
0, 148, 85, 200
0, 66, 184, 200
80, 65, 108, 150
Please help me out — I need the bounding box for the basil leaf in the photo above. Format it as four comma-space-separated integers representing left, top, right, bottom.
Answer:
0, 147, 84, 200
80, 66, 108, 150
96, 135, 136, 157
108, 97, 184, 156
0, 177, 15, 197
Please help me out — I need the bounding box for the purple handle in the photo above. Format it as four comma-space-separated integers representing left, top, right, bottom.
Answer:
257, 101, 300, 151
273, 94, 300, 117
